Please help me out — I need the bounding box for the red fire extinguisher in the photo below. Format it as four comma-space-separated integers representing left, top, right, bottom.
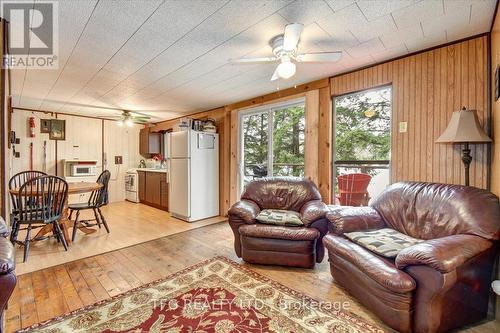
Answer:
29, 117, 35, 138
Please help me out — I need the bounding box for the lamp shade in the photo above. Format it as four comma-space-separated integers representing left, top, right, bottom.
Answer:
436, 107, 492, 143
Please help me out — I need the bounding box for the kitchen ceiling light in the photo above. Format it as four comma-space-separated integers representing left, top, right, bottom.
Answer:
277, 59, 296, 79
125, 118, 133, 127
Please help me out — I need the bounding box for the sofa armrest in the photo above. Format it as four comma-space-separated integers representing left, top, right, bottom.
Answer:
0, 237, 15, 275
326, 206, 385, 235
228, 200, 260, 258
0, 217, 9, 238
300, 200, 328, 226
395, 234, 493, 274
228, 199, 260, 224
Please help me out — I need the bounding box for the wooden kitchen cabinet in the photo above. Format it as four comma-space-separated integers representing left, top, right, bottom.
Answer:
138, 171, 146, 202
145, 172, 161, 205
139, 127, 161, 157
137, 170, 168, 211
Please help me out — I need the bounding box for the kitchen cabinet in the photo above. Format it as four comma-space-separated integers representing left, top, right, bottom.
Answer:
137, 170, 168, 211
138, 171, 146, 202
139, 127, 161, 157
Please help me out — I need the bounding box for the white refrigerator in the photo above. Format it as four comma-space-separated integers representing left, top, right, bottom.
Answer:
167, 130, 219, 222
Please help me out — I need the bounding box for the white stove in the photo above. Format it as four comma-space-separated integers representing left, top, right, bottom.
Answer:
125, 168, 139, 203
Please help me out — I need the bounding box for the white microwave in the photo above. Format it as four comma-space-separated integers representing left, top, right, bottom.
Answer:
71, 164, 97, 177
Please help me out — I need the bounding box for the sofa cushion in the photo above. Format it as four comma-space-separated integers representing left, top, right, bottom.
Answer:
239, 224, 319, 241
345, 228, 423, 258
256, 209, 303, 226
324, 234, 416, 293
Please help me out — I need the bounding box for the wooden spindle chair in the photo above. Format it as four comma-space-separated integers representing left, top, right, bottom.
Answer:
14, 175, 68, 262
69, 170, 111, 241
8, 171, 47, 243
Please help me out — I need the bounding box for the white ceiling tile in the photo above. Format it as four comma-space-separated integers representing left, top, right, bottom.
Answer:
470, 0, 497, 26
421, 4, 470, 37
324, 0, 356, 12
317, 3, 367, 35
444, 0, 472, 14
357, 0, 417, 21
405, 30, 447, 53
278, 0, 334, 25
392, 0, 445, 29
371, 43, 409, 62
380, 24, 423, 49
346, 38, 386, 58
349, 13, 397, 43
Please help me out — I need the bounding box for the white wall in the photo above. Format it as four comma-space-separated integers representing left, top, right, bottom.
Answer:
9, 110, 142, 203
103, 119, 141, 203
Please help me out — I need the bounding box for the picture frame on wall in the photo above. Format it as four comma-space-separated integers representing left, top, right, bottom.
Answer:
40, 119, 51, 133
49, 119, 66, 140
496, 65, 500, 101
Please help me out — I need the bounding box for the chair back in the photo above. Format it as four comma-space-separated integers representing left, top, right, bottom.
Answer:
17, 176, 68, 224
88, 170, 111, 207
371, 182, 500, 240
336, 173, 371, 206
241, 177, 322, 212
9, 171, 47, 211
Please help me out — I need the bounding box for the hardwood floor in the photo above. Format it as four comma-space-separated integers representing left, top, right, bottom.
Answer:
13, 201, 226, 275
5, 222, 500, 333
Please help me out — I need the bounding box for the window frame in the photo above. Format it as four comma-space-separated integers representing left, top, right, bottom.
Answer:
238, 97, 306, 196
332, 84, 393, 201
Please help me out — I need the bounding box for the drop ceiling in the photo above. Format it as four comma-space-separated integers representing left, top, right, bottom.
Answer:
9, 0, 497, 121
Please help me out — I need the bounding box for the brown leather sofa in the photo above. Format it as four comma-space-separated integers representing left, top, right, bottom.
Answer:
324, 182, 500, 333
0, 217, 16, 333
228, 177, 328, 268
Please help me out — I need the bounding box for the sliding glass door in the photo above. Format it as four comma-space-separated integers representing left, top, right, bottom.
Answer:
333, 86, 392, 204
239, 100, 305, 194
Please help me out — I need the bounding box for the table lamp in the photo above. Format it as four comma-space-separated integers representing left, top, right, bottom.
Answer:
436, 107, 492, 186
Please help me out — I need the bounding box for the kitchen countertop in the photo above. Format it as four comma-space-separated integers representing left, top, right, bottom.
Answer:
136, 168, 167, 173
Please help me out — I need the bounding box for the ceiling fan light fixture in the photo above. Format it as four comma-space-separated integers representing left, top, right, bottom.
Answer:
117, 120, 124, 126
125, 118, 133, 127
277, 59, 296, 79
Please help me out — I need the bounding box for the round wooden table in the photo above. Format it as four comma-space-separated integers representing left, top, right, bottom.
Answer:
9, 182, 103, 245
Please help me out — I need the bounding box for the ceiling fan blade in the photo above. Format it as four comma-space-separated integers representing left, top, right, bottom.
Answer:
283, 23, 304, 51
271, 66, 280, 81
230, 56, 278, 64
296, 51, 342, 62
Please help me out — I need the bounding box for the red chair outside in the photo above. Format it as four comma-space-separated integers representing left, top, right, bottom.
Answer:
336, 173, 372, 206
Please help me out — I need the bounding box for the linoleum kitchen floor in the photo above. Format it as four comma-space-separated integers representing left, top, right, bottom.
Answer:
13, 201, 226, 275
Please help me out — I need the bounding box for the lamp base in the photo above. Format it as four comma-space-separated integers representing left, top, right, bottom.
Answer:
461, 142, 472, 186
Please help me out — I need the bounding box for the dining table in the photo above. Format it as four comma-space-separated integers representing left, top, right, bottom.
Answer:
9, 181, 103, 245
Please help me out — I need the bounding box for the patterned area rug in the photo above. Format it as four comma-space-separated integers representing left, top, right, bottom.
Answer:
19, 257, 384, 332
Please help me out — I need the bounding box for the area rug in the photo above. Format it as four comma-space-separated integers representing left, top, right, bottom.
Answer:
19, 257, 384, 333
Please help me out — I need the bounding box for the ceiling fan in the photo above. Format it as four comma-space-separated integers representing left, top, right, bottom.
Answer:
108, 110, 151, 127
230, 23, 342, 81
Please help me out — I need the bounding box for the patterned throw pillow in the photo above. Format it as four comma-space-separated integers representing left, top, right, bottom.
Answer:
344, 228, 424, 258
256, 209, 304, 226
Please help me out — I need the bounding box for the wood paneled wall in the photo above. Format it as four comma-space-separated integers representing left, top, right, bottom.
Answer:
9, 110, 142, 204
329, 36, 489, 189
491, 9, 500, 197
0, 19, 6, 219
154, 107, 231, 215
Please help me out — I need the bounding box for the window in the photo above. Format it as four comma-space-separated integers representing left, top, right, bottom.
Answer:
333, 86, 392, 203
239, 100, 305, 193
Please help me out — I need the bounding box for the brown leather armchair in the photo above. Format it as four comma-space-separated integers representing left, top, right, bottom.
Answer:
324, 182, 500, 333
0, 217, 16, 333
228, 177, 328, 268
